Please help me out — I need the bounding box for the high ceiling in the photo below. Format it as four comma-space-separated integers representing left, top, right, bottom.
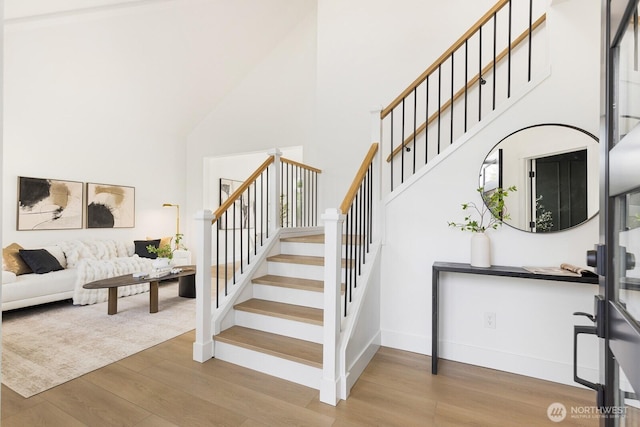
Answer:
4, 0, 317, 139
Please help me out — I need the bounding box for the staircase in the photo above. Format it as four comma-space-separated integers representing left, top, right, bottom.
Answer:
194, 0, 545, 406
213, 233, 333, 390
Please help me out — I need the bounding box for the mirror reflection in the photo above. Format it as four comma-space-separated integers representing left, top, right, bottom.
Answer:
480, 124, 599, 233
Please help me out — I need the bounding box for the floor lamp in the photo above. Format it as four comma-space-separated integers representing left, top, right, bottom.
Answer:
163, 203, 181, 249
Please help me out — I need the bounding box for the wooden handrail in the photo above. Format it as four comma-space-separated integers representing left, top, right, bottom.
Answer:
281, 157, 323, 174
212, 156, 275, 224
340, 143, 379, 214
381, 0, 510, 120
386, 13, 546, 163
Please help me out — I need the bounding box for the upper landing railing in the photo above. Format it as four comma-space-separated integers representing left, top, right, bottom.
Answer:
382, 0, 547, 191
210, 151, 321, 308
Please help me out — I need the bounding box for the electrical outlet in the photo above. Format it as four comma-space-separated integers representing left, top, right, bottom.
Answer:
484, 312, 496, 329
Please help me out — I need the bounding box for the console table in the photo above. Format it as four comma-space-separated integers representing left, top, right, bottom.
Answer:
431, 262, 599, 374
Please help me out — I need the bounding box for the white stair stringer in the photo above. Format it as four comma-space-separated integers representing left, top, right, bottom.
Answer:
214, 340, 322, 389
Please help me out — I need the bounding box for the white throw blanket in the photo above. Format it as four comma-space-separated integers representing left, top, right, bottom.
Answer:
73, 256, 154, 306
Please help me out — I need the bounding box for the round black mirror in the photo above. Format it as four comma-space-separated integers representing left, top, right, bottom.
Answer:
479, 124, 599, 233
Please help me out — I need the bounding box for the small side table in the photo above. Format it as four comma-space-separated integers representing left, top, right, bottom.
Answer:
179, 274, 196, 298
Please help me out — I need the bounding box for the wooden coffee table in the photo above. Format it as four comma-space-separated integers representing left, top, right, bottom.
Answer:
83, 266, 196, 315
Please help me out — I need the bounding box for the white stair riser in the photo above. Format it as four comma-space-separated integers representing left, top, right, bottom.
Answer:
279, 241, 358, 258
252, 284, 324, 309
280, 242, 324, 257
234, 310, 323, 344
214, 341, 322, 390
267, 262, 324, 281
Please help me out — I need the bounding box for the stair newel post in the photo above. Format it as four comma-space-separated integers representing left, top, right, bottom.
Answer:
193, 209, 215, 363
268, 148, 283, 234
320, 208, 345, 405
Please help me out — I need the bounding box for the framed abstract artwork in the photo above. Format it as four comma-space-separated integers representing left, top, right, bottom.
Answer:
86, 183, 135, 228
17, 177, 84, 230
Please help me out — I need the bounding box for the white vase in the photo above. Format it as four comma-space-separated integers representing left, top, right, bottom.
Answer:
470, 232, 491, 267
152, 257, 170, 269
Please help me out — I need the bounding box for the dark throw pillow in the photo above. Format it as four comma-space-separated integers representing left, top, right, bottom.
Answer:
134, 239, 160, 259
18, 249, 64, 274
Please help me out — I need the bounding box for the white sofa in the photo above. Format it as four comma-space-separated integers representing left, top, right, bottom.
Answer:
2, 239, 156, 311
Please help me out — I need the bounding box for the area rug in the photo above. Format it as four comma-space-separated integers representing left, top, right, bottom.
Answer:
2, 281, 195, 398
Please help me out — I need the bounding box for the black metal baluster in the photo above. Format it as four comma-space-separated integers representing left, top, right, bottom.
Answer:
344, 215, 349, 316
352, 198, 356, 287
390, 110, 394, 191
401, 99, 405, 184
350, 204, 355, 293
450, 52, 454, 145
413, 88, 417, 174
360, 182, 365, 267
240, 191, 244, 274
216, 223, 220, 308
288, 164, 291, 227
437, 64, 442, 154
260, 173, 264, 246
507, 0, 512, 98
528, 0, 533, 81
425, 76, 429, 165
295, 165, 299, 227
235, 200, 239, 281
248, 186, 251, 262
479, 26, 483, 121
464, 40, 468, 132
493, 12, 497, 110
635, 8, 639, 71
356, 192, 361, 279
266, 168, 270, 238
368, 165, 373, 248
314, 171, 318, 225
224, 211, 228, 296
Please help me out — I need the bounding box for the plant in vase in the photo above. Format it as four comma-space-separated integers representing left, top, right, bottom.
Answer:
173, 233, 186, 250
448, 186, 516, 267
146, 244, 173, 269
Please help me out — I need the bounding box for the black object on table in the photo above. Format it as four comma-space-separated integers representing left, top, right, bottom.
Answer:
178, 274, 196, 298
431, 262, 599, 375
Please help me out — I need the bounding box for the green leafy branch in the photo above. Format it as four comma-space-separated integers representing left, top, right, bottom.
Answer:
448, 186, 517, 233
146, 244, 173, 259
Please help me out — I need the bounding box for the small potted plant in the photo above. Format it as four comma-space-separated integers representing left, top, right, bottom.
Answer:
147, 244, 173, 268
448, 186, 516, 267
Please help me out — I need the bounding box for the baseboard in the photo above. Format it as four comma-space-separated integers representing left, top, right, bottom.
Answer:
341, 332, 381, 400
380, 329, 597, 389
380, 329, 430, 354
192, 339, 214, 363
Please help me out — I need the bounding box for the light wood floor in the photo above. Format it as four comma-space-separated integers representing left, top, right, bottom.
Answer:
0, 330, 625, 426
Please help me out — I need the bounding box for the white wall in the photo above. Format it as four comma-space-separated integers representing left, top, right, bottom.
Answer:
381, 0, 601, 386
186, 3, 317, 243
204, 146, 303, 211
313, 0, 502, 210
3, 0, 316, 250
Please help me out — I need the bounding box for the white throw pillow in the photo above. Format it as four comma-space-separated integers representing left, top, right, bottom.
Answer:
43, 245, 67, 269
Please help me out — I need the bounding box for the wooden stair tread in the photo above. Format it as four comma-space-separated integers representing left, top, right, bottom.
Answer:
267, 254, 324, 266
280, 234, 324, 244
252, 274, 324, 292
267, 254, 348, 267
280, 234, 364, 244
216, 326, 322, 368
235, 299, 323, 325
